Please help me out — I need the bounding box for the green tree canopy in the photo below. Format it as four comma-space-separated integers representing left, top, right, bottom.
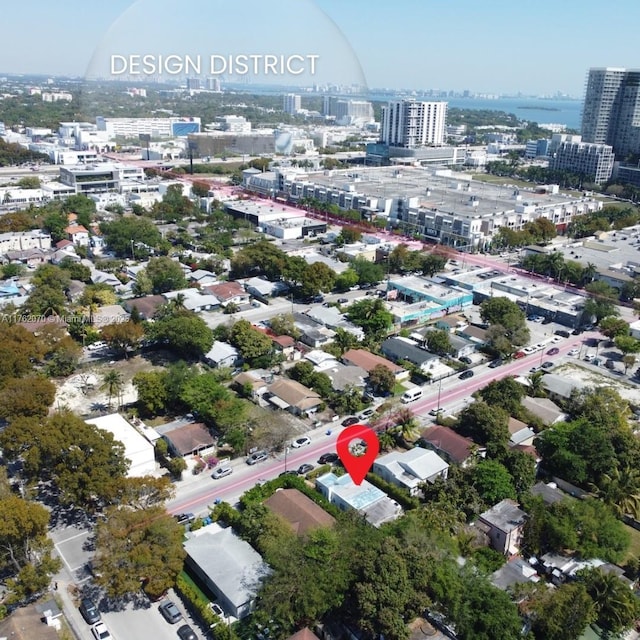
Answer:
144, 256, 188, 293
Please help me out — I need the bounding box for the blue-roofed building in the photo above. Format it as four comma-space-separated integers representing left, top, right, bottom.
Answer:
315, 472, 402, 527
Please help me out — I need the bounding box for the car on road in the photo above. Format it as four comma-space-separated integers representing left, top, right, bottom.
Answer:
211, 466, 233, 480
177, 625, 198, 640
488, 359, 503, 368
318, 452, 339, 464
547, 347, 560, 355
91, 622, 112, 640
541, 361, 554, 369
246, 450, 268, 465
458, 370, 474, 380
159, 600, 183, 624
358, 408, 375, 420
79, 597, 101, 625
337, 297, 349, 304
291, 436, 311, 448
568, 348, 580, 356
297, 463, 314, 475
173, 513, 195, 526
341, 416, 359, 427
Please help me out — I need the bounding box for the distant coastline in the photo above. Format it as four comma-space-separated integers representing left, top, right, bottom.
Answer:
517, 105, 560, 112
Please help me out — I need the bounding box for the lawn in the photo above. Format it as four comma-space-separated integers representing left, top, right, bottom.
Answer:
622, 523, 640, 563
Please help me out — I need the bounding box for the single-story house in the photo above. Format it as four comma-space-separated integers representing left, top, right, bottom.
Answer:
5, 247, 49, 267
477, 499, 527, 556
508, 417, 536, 447
85, 413, 156, 477
160, 422, 216, 457
419, 426, 484, 467
264, 488, 336, 536
530, 481, 566, 505
266, 378, 323, 416
164, 288, 220, 313
457, 324, 489, 346
521, 396, 567, 426
93, 304, 130, 329
232, 370, 270, 401
204, 341, 240, 368
342, 349, 409, 381
490, 557, 540, 591
123, 295, 167, 320
244, 276, 289, 299
91, 269, 122, 288
270, 334, 298, 361
435, 315, 468, 332
184, 525, 269, 619
373, 448, 449, 495
541, 373, 588, 403
316, 472, 402, 528
189, 269, 218, 286
0, 602, 60, 640
381, 337, 438, 372
205, 281, 250, 307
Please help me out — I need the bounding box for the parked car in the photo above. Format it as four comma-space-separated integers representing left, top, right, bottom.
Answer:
291, 436, 311, 448
211, 466, 233, 480
513, 351, 526, 359
159, 601, 183, 624
91, 622, 112, 640
173, 513, 195, 526
459, 356, 473, 365
337, 297, 349, 304
246, 450, 268, 465
605, 359, 616, 370
541, 361, 554, 369
488, 359, 503, 368
341, 416, 359, 427
297, 463, 315, 475
555, 329, 571, 338
279, 470, 298, 477
177, 625, 198, 640
358, 408, 375, 420
429, 408, 442, 416
458, 370, 474, 380
79, 597, 101, 625
318, 452, 339, 464
547, 347, 560, 355
568, 348, 580, 356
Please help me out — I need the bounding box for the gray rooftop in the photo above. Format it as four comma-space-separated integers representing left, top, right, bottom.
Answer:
479, 499, 526, 533
184, 526, 269, 609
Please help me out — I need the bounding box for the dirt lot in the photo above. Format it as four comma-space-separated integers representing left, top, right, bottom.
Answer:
53, 351, 177, 418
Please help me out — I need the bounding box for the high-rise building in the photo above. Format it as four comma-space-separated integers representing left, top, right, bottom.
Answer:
206, 77, 221, 92
283, 94, 301, 115
582, 67, 640, 157
380, 100, 447, 147
187, 78, 201, 91
549, 141, 614, 184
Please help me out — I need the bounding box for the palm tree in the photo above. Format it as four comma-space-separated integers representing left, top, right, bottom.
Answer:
527, 371, 547, 397
590, 465, 640, 519
101, 371, 124, 410
170, 293, 187, 312
581, 262, 598, 286
392, 408, 419, 444
378, 430, 396, 452
545, 251, 564, 281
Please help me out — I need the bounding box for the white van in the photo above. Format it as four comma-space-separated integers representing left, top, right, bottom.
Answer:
401, 387, 423, 403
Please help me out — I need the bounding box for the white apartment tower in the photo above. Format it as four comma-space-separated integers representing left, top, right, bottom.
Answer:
582, 67, 640, 157
283, 94, 301, 115
381, 100, 447, 148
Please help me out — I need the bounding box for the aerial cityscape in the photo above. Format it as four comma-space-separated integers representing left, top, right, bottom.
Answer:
2, 2, 640, 640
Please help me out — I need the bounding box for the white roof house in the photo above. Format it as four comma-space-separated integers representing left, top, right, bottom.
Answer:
373, 448, 449, 495
204, 341, 240, 368
315, 472, 402, 527
85, 413, 156, 477
184, 524, 269, 620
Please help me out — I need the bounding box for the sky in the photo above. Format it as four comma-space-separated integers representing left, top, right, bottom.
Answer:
1, 0, 639, 96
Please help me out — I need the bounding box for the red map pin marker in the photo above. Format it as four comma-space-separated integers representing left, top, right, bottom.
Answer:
336, 424, 380, 486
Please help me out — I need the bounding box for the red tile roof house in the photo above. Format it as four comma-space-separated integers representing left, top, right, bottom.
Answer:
342, 348, 409, 381
64, 224, 90, 246
419, 425, 485, 467
205, 281, 250, 307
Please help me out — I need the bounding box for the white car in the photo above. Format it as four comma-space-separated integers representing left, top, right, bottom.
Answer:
551, 336, 562, 343
291, 436, 311, 448
92, 622, 112, 640
568, 348, 580, 356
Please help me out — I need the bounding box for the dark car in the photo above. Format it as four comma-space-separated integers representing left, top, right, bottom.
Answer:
458, 370, 474, 380
488, 359, 503, 368
297, 463, 315, 475
341, 416, 359, 427
177, 625, 197, 640
337, 297, 349, 304
159, 601, 183, 624
555, 329, 571, 338
279, 470, 298, 477
318, 452, 339, 464
79, 597, 101, 625
547, 347, 560, 355
541, 361, 554, 369
173, 513, 195, 526
459, 356, 472, 365
572, 328, 583, 335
